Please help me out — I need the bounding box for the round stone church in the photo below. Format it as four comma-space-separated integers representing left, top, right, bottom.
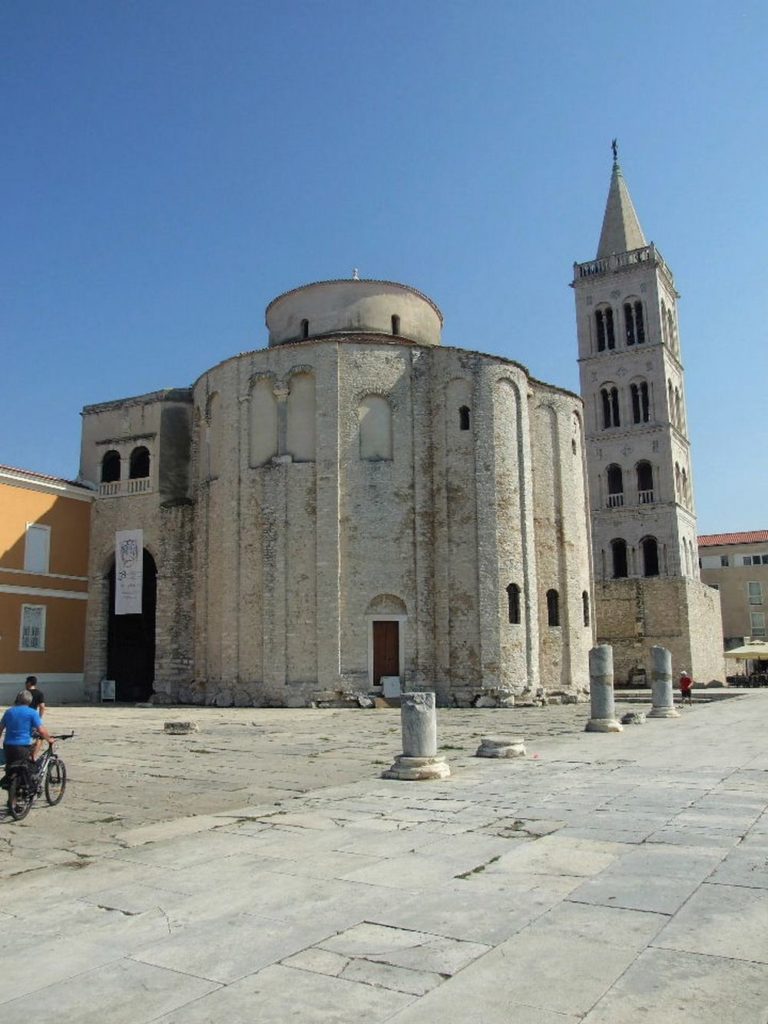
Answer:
79, 277, 593, 706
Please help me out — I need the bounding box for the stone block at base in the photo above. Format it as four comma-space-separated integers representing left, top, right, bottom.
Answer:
476, 735, 526, 758
164, 721, 199, 734
382, 754, 451, 781
585, 718, 623, 733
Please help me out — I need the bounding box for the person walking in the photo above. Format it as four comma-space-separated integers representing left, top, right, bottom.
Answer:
679, 670, 693, 705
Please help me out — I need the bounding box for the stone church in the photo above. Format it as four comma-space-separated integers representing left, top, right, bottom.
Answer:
573, 150, 725, 685
79, 278, 594, 705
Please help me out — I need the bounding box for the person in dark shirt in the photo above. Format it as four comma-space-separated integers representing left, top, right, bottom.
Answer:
25, 676, 46, 716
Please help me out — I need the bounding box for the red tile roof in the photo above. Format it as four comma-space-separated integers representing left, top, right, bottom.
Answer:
698, 531, 768, 547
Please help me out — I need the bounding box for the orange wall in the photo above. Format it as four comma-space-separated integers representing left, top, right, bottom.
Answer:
0, 481, 91, 577
0, 593, 87, 674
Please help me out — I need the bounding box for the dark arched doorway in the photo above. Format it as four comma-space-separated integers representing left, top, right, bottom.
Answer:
107, 549, 157, 702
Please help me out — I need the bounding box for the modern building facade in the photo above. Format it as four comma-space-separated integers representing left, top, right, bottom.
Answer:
572, 151, 725, 685
79, 278, 595, 706
698, 531, 768, 646
0, 464, 93, 704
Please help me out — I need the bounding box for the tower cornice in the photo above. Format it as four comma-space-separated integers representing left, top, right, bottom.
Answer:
572, 243, 677, 295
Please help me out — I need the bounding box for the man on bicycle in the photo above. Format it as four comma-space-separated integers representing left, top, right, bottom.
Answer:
0, 690, 55, 785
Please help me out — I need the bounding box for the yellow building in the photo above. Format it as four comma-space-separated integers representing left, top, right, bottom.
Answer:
0, 464, 93, 704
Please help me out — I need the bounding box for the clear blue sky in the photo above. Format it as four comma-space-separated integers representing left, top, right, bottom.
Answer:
2, 1, 766, 533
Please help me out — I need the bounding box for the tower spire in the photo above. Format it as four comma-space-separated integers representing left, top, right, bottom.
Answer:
596, 143, 646, 259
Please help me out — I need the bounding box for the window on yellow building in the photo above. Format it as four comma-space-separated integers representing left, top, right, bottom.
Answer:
20, 604, 46, 651
24, 524, 50, 574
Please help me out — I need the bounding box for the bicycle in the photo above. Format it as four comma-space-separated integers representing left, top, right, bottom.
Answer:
5, 733, 73, 822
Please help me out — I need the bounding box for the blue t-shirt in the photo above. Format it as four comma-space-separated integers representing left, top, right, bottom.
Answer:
1, 705, 42, 746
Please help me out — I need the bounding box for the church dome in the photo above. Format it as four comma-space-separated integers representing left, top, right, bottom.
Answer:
265, 278, 443, 347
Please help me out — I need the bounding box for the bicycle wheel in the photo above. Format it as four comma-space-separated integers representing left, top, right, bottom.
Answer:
44, 757, 67, 805
8, 773, 34, 821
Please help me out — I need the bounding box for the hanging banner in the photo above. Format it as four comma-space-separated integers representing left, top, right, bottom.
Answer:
115, 529, 143, 615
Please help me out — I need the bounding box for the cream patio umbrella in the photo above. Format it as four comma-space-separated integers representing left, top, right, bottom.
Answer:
724, 642, 768, 660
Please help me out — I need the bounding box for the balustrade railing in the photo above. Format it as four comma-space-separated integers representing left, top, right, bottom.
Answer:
98, 477, 151, 497
638, 489, 655, 504
607, 493, 624, 508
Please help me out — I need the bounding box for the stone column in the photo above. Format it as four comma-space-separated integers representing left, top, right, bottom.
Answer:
585, 644, 623, 733
648, 645, 680, 718
383, 692, 451, 780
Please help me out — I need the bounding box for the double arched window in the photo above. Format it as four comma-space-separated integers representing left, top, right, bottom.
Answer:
630, 380, 650, 423
624, 299, 645, 345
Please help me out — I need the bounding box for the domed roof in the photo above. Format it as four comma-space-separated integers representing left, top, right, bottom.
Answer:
265, 278, 443, 348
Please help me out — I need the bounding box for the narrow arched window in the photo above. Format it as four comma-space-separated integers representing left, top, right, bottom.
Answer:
606, 464, 623, 508
582, 590, 590, 627
605, 308, 615, 349
391, 314, 400, 336
507, 583, 521, 624
634, 301, 645, 343
546, 589, 560, 627
612, 538, 628, 579
636, 461, 654, 503
301, 318, 309, 340
129, 446, 150, 479
459, 405, 470, 431
595, 309, 606, 352
601, 386, 620, 429
642, 536, 659, 577
624, 303, 636, 346
358, 395, 393, 461
101, 450, 121, 483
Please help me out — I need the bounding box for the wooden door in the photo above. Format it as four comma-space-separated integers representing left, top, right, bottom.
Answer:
373, 620, 399, 684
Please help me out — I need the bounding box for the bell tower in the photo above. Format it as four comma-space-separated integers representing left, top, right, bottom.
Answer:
573, 144, 699, 584
572, 144, 725, 685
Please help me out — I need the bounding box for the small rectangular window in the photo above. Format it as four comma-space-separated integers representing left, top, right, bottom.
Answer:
742, 556, 754, 566
720, 555, 729, 567
20, 604, 46, 651
24, 524, 51, 574
748, 582, 763, 605
750, 612, 766, 637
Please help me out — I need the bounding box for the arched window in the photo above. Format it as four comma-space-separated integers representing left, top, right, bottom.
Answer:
546, 589, 560, 627
642, 536, 659, 577
358, 395, 392, 461
459, 406, 470, 431
606, 464, 624, 507
668, 381, 675, 424
631, 381, 650, 423
661, 300, 668, 345
391, 314, 400, 336
507, 583, 521, 624
611, 538, 628, 579
101, 450, 121, 483
582, 590, 590, 627
636, 461, 654, 503
675, 462, 681, 498
624, 300, 645, 346
129, 446, 150, 479
301, 319, 309, 340
674, 388, 682, 430
681, 467, 689, 507
595, 306, 615, 352
601, 386, 620, 428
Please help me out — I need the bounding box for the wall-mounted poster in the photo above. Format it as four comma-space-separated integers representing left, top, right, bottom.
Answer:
115, 529, 143, 615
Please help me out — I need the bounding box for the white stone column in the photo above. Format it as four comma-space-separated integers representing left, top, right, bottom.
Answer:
383, 692, 450, 780
585, 644, 623, 733
648, 644, 680, 718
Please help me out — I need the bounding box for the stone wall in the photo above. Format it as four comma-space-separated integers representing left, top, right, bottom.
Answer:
595, 577, 725, 686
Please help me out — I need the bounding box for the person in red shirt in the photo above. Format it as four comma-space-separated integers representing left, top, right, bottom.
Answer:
679, 670, 693, 705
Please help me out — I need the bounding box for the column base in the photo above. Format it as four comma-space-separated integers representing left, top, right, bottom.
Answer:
476, 736, 526, 758
647, 707, 681, 718
382, 754, 451, 781
585, 718, 623, 733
